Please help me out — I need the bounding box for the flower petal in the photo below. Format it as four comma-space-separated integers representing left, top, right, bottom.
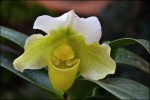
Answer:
68, 11, 102, 44
13, 34, 53, 72
73, 17, 102, 44
13, 27, 76, 72
101, 43, 111, 55
33, 10, 101, 44
69, 35, 116, 80
48, 59, 80, 92
33, 10, 74, 34
33, 15, 64, 34
24, 34, 43, 49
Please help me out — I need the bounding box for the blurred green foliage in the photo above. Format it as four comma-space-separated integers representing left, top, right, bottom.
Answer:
1, 1, 55, 25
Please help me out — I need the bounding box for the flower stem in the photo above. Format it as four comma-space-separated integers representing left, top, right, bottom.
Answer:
63, 92, 68, 100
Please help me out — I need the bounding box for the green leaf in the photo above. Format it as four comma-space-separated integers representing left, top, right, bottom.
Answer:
68, 79, 98, 100
109, 38, 150, 59
0, 49, 63, 99
0, 26, 28, 48
68, 78, 150, 100
83, 96, 119, 100
91, 88, 120, 99
93, 78, 150, 100
116, 48, 150, 74
91, 87, 107, 96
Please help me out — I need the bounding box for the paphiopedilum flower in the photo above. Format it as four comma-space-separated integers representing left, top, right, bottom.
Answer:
13, 10, 116, 92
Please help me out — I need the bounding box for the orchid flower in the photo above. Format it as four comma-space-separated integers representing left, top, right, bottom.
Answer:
13, 10, 116, 92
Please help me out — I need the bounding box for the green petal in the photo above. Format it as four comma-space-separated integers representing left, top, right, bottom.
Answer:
13, 27, 76, 72
48, 59, 80, 92
13, 34, 53, 72
69, 36, 116, 80
101, 43, 111, 55
24, 34, 44, 49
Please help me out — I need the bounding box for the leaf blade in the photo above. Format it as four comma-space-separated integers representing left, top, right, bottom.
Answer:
0, 50, 63, 99
109, 38, 150, 59
93, 78, 150, 99
0, 26, 28, 48
67, 79, 98, 100
115, 48, 150, 74
83, 96, 119, 100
